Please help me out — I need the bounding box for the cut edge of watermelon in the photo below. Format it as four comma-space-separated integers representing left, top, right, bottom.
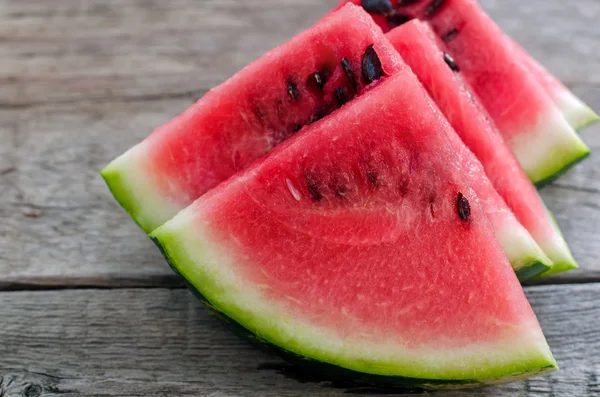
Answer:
493, 219, 552, 280
536, 209, 577, 277
150, 211, 557, 386
553, 90, 600, 131
101, 143, 177, 233
510, 110, 590, 185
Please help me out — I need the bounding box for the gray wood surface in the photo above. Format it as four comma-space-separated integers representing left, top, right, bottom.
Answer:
0, 0, 599, 395
1, 284, 600, 397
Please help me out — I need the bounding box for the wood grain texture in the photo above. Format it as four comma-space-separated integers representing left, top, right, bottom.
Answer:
0, 0, 598, 107
1, 284, 599, 396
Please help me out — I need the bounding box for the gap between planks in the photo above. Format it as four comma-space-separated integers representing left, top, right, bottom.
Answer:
2, 276, 600, 292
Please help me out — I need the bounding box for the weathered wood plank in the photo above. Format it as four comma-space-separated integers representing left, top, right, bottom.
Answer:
484, 0, 600, 84
0, 98, 192, 288
0, 0, 333, 106
0, 0, 598, 106
1, 284, 599, 396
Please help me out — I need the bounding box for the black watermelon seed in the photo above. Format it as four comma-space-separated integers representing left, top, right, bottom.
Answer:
387, 12, 412, 27
443, 52, 460, 72
335, 87, 349, 107
293, 124, 302, 132
308, 71, 326, 90
305, 174, 323, 201
441, 28, 459, 42
457, 192, 471, 222
361, 0, 394, 15
362, 44, 386, 84
341, 58, 358, 90
287, 81, 299, 100
424, 0, 446, 17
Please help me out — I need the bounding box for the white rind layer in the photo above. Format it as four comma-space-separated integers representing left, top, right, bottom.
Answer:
492, 212, 551, 273
510, 108, 590, 185
553, 90, 600, 131
101, 142, 182, 233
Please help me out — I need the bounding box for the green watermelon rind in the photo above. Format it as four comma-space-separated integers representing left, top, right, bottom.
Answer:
572, 109, 600, 132
534, 150, 591, 189
555, 90, 600, 132
150, 221, 557, 389
574, 115, 600, 131
154, 240, 476, 390
534, 210, 577, 278
494, 222, 552, 280
101, 148, 179, 234
522, 134, 590, 187
515, 261, 553, 282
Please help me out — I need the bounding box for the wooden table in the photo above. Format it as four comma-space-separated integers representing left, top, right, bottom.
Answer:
1, 1, 599, 396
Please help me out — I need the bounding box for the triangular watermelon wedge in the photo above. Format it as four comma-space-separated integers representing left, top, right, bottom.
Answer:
101, 5, 549, 276
422, 0, 590, 185
387, 20, 575, 275
151, 70, 556, 388
328, 0, 593, 185
101, 4, 405, 233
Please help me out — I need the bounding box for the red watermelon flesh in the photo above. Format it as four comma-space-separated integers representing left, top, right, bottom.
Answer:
329, 0, 598, 131
101, 4, 405, 233
507, 39, 599, 131
329, 0, 591, 184
101, 4, 549, 276
402, 0, 589, 185
151, 70, 556, 386
388, 20, 574, 275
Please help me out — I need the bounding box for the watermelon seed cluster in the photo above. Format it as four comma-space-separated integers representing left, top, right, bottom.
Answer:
257, 45, 387, 147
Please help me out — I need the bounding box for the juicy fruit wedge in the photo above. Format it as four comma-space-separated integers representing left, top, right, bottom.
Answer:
388, 20, 576, 275
329, 0, 592, 185
441, 122, 552, 279
420, 0, 590, 185
101, 4, 405, 233
508, 39, 599, 131
151, 71, 557, 388
332, 0, 598, 131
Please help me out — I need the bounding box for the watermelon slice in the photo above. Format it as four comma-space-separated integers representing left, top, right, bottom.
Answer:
421, 0, 590, 185
102, 4, 552, 276
151, 71, 557, 388
444, 131, 552, 280
387, 20, 575, 275
101, 5, 405, 233
329, 0, 592, 185
508, 39, 599, 131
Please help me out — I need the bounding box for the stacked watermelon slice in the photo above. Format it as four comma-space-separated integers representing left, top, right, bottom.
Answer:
102, 0, 597, 389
